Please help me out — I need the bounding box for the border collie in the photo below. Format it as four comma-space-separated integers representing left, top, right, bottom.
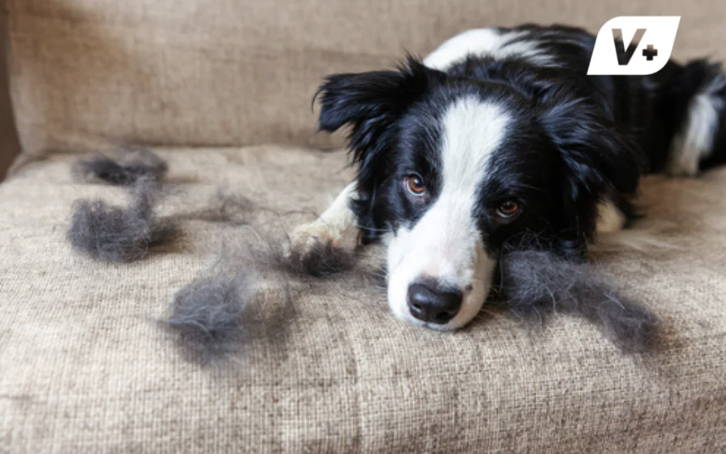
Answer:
290, 24, 726, 330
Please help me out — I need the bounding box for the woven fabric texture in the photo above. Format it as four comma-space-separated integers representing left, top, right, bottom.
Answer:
6, 0, 726, 160
0, 147, 724, 453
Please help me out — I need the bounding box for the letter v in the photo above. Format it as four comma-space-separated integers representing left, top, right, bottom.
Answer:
612, 28, 646, 65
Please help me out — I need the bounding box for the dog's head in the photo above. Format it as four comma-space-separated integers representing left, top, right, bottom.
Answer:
317, 58, 640, 330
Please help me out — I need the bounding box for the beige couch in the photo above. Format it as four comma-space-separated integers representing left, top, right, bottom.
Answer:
1, 1, 725, 452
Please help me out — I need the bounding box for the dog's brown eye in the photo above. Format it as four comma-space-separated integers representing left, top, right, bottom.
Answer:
404, 174, 426, 196
496, 200, 521, 219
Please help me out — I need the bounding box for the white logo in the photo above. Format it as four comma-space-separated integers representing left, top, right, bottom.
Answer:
587, 16, 680, 75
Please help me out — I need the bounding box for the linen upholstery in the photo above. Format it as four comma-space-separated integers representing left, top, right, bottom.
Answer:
0, 146, 724, 453
3, 0, 726, 452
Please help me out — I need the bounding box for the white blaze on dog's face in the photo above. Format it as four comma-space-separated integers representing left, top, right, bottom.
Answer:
385, 97, 509, 330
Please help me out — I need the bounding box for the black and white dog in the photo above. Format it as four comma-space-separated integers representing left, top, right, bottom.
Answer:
290, 24, 726, 330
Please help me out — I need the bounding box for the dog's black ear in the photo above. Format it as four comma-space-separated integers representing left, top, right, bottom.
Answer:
316, 57, 444, 165
316, 58, 445, 243
538, 95, 643, 259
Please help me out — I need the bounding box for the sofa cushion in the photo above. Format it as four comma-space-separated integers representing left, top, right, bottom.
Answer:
0, 145, 724, 453
7, 0, 726, 161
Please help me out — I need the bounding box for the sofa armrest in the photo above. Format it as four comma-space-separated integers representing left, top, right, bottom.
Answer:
0, 1, 21, 181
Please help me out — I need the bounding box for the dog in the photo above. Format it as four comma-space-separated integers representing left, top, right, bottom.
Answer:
290, 24, 726, 331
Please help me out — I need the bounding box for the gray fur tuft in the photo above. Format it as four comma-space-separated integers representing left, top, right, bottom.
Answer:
74, 148, 168, 185
497, 250, 659, 352
162, 240, 299, 365
165, 271, 252, 363
68, 177, 177, 262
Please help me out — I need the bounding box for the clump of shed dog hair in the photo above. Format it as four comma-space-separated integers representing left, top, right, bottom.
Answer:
496, 250, 659, 353
165, 268, 254, 363
162, 237, 303, 365
68, 149, 357, 362
162, 220, 364, 365
73, 148, 168, 185
68, 176, 178, 262
68, 149, 179, 262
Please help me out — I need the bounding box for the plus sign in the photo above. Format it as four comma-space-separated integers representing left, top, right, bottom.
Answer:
642, 44, 658, 61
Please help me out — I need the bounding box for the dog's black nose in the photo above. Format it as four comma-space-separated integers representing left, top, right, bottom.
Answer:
407, 282, 462, 324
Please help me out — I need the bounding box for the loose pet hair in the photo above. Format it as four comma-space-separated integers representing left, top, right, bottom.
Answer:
66, 148, 659, 354
162, 233, 356, 365
166, 269, 254, 363
290, 24, 726, 333
73, 148, 169, 186
497, 250, 658, 352
68, 149, 176, 262
68, 151, 262, 262
68, 176, 178, 263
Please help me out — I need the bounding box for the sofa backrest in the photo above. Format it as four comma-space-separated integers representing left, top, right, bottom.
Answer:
7, 0, 726, 161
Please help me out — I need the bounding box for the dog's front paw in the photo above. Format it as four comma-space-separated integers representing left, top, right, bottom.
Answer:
665, 147, 700, 177
289, 220, 337, 256
286, 221, 355, 277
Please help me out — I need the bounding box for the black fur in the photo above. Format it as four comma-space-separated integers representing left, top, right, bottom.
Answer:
316, 58, 644, 259
316, 24, 726, 259
496, 250, 658, 353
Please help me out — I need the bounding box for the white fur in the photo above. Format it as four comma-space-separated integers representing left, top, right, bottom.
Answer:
596, 199, 626, 233
423, 28, 555, 71
288, 182, 357, 255
386, 97, 509, 330
667, 74, 726, 176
